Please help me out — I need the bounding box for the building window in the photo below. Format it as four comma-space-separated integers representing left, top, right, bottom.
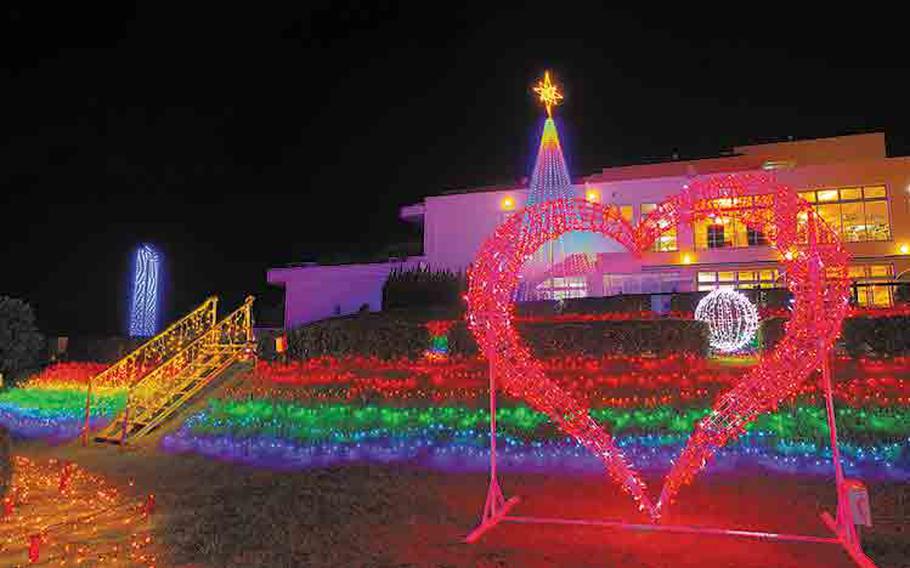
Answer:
707, 224, 727, 248
697, 268, 780, 292
604, 272, 683, 295
849, 264, 893, 307
693, 195, 771, 250
798, 185, 891, 242
536, 276, 587, 300
619, 205, 633, 223
747, 227, 767, 246
641, 203, 677, 252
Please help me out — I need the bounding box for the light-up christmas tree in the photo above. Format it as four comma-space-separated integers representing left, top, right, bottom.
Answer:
519, 72, 593, 300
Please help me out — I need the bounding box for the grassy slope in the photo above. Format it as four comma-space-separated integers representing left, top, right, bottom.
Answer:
13, 436, 908, 568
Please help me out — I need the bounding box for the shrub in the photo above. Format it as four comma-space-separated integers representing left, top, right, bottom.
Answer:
0, 296, 44, 385
842, 316, 910, 357
382, 266, 465, 311
512, 319, 708, 358
518, 295, 652, 317
287, 315, 708, 359
759, 317, 787, 350
288, 313, 428, 360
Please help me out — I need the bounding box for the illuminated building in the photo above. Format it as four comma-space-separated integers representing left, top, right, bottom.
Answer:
128, 243, 161, 337
270, 132, 910, 328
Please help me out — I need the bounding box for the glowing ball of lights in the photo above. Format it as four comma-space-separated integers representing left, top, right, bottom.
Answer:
694, 289, 759, 353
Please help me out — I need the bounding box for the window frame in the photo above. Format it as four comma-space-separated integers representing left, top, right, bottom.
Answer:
798, 185, 892, 243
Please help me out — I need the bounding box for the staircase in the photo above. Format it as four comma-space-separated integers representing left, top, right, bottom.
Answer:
94, 296, 254, 445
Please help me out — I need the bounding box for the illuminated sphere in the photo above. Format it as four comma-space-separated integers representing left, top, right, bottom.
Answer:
694, 289, 759, 353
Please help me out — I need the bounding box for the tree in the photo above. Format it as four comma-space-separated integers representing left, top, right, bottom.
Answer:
0, 296, 44, 384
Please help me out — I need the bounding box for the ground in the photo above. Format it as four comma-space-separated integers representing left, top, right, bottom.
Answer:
12, 440, 908, 568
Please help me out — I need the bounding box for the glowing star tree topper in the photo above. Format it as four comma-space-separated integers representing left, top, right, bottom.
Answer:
128, 244, 162, 337
533, 70, 563, 118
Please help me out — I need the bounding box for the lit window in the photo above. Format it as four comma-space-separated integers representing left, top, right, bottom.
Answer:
642, 203, 677, 252
817, 189, 839, 202
799, 191, 816, 203
864, 186, 886, 199
864, 200, 891, 240
849, 264, 893, 307
816, 203, 842, 234
619, 205, 633, 223
840, 187, 861, 200
869, 265, 890, 278
798, 185, 891, 242
747, 227, 768, 246
536, 276, 587, 300
697, 268, 781, 291
694, 194, 770, 250
707, 224, 727, 248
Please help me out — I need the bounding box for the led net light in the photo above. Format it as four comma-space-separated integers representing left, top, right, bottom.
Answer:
694, 289, 759, 353
128, 244, 162, 338
466, 173, 851, 520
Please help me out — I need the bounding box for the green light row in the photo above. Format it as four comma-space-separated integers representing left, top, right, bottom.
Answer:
188, 399, 910, 444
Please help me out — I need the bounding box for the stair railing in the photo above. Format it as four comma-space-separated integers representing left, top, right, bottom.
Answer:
89, 297, 218, 388
117, 296, 254, 442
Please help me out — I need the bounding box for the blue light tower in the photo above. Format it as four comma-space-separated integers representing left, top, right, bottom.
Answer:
128, 244, 162, 337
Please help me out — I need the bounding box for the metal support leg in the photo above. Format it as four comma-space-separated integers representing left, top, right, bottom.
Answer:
465, 360, 520, 543
818, 347, 877, 568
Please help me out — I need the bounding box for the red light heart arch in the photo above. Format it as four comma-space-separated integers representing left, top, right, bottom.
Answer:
465, 173, 850, 520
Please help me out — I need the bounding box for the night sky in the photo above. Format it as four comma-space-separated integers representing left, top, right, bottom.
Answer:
2, 3, 908, 334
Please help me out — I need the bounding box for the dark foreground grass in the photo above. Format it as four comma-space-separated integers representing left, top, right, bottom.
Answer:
13, 440, 909, 568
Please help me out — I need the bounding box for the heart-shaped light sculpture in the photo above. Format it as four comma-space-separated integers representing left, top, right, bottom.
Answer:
465, 173, 850, 521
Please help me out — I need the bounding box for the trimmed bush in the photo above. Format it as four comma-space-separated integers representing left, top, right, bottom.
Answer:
518, 295, 652, 317
382, 266, 466, 311
842, 316, 910, 358
288, 313, 428, 360
514, 319, 708, 358
0, 296, 44, 385
288, 314, 708, 359
759, 317, 787, 351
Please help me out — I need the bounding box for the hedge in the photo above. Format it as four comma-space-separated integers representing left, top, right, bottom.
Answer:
753, 315, 910, 357
284, 309, 910, 361
382, 266, 465, 311
287, 314, 709, 359
842, 316, 910, 358
0, 296, 44, 384
759, 317, 787, 351
288, 313, 428, 360
514, 319, 708, 357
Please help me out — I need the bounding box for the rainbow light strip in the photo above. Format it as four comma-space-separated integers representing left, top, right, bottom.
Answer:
0, 387, 126, 441
160, 400, 910, 480
4, 360, 909, 483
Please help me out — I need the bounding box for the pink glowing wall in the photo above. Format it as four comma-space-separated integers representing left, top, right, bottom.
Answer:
267, 259, 424, 329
